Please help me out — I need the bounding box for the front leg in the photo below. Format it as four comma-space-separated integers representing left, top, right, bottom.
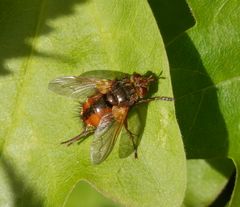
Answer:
136, 96, 174, 105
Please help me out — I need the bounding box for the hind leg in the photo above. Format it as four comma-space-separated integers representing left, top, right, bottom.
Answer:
124, 119, 138, 159
61, 127, 94, 146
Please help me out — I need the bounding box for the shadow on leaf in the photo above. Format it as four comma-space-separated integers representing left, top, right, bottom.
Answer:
0, 0, 88, 75
148, 0, 195, 45
168, 33, 229, 158
1, 156, 43, 207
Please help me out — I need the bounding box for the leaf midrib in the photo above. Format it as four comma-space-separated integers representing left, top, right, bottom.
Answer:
90, 1, 119, 72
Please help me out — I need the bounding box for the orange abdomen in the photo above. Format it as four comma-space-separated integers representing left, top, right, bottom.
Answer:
82, 96, 112, 127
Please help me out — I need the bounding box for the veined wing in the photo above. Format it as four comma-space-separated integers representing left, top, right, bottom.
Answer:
48, 76, 102, 100
90, 113, 124, 165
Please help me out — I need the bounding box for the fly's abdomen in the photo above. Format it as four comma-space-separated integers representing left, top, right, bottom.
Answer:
82, 96, 112, 127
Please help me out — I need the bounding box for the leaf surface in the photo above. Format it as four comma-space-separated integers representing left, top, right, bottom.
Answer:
182, 159, 234, 207
0, 0, 185, 206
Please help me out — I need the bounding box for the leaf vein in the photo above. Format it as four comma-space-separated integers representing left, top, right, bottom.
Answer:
176, 76, 240, 101
2, 0, 47, 147
186, 91, 205, 140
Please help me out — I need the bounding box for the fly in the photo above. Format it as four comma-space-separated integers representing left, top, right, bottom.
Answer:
48, 71, 174, 164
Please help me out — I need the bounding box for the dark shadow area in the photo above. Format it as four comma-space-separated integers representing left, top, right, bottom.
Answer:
0, 0, 88, 75
210, 170, 235, 207
168, 34, 228, 158
119, 101, 148, 158
149, 0, 228, 159
1, 156, 43, 207
207, 158, 235, 178
148, 0, 195, 45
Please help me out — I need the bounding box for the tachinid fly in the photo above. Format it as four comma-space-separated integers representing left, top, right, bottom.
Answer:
48, 71, 173, 164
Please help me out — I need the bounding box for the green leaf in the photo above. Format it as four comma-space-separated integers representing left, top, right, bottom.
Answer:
0, 0, 185, 206
166, 0, 240, 206
183, 159, 234, 207
65, 181, 120, 207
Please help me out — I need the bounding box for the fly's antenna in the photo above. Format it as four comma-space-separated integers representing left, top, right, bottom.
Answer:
157, 71, 166, 80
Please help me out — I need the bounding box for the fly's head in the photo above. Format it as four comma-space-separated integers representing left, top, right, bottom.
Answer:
130, 73, 156, 99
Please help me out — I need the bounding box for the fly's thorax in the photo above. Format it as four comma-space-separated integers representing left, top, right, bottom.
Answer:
106, 79, 138, 106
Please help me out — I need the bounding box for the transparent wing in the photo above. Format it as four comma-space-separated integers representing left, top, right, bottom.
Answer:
90, 113, 124, 164
48, 76, 100, 100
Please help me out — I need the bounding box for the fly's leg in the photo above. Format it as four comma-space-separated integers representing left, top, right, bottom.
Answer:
61, 127, 94, 146
136, 96, 174, 105
124, 120, 138, 159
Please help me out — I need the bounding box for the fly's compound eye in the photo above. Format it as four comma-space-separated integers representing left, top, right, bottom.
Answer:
139, 87, 148, 98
